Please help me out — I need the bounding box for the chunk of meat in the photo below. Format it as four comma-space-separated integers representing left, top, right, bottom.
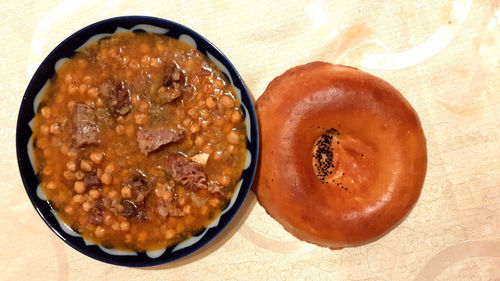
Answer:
73, 120, 100, 147
164, 154, 208, 190
164, 154, 226, 197
73, 103, 95, 123
135, 202, 148, 221
118, 200, 136, 218
164, 64, 183, 84
110, 82, 132, 115
156, 86, 182, 103
208, 183, 226, 197
100, 81, 131, 115
152, 65, 191, 104
88, 198, 106, 225
137, 129, 184, 155
84, 171, 101, 189
157, 198, 184, 217
72, 104, 100, 147
128, 170, 154, 204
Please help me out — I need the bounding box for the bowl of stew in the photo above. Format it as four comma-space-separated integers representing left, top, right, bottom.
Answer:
16, 16, 258, 266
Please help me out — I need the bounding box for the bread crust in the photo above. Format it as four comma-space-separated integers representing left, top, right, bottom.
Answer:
255, 62, 427, 248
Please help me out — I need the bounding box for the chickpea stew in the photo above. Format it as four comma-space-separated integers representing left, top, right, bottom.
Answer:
32, 32, 247, 251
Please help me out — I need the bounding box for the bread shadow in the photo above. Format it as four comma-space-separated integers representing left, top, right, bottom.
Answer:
138, 190, 258, 270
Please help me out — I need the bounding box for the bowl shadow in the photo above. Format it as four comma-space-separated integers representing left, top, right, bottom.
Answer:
139, 191, 258, 270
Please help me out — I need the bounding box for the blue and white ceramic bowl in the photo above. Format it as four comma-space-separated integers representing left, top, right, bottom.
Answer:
16, 16, 259, 267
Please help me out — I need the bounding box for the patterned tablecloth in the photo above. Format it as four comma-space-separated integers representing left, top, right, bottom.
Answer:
1, 1, 499, 280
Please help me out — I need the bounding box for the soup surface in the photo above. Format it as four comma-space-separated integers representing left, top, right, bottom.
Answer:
32, 32, 247, 251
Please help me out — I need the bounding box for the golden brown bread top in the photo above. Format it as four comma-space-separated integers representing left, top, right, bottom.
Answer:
255, 62, 427, 248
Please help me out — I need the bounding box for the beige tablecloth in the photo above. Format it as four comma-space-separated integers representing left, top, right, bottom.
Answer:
1, 0, 499, 280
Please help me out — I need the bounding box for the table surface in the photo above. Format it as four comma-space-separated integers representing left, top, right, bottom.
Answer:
1, 1, 499, 280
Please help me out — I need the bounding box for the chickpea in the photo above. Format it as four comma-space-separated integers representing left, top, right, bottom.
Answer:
213, 151, 223, 161
74, 170, 84, 180
201, 120, 211, 128
68, 84, 77, 94
66, 160, 78, 172
231, 111, 242, 123
111, 222, 120, 231
221, 95, 234, 108
137, 231, 147, 241
96, 168, 103, 179
200, 109, 209, 118
42, 166, 53, 176
200, 206, 208, 215
55, 95, 64, 104
228, 144, 236, 154
115, 124, 125, 134
134, 113, 147, 125
67, 100, 76, 111
64, 205, 74, 215
220, 175, 231, 186
46, 181, 57, 190
101, 173, 113, 185
80, 160, 92, 172
120, 221, 130, 231
74, 181, 85, 193
182, 118, 192, 127
187, 108, 197, 118
107, 190, 118, 198
139, 43, 150, 53
121, 186, 132, 199
37, 138, 49, 149
156, 42, 165, 52
125, 125, 135, 138
82, 201, 93, 212
178, 197, 186, 206
40, 124, 50, 136
140, 55, 151, 65
83, 75, 92, 83
40, 107, 51, 118
190, 124, 200, 134
78, 84, 88, 94
226, 130, 239, 144
182, 205, 191, 214
202, 144, 213, 154
104, 215, 112, 225
78, 59, 88, 68
49, 123, 61, 135
72, 194, 84, 204
209, 198, 221, 208
205, 97, 216, 109
124, 234, 132, 243
90, 152, 103, 164
94, 226, 105, 238
87, 87, 99, 98
194, 136, 204, 147
162, 190, 173, 201
176, 223, 185, 233
63, 170, 75, 180
89, 189, 101, 199
165, 229, 175, 239
138, 101, 149, 113
60, 143, 69, 155
104, 163, 116, 174
64, 74, 73, 83
150, 57, 161, 68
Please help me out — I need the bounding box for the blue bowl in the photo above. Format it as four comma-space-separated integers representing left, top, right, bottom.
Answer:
16, 16, 259, 267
